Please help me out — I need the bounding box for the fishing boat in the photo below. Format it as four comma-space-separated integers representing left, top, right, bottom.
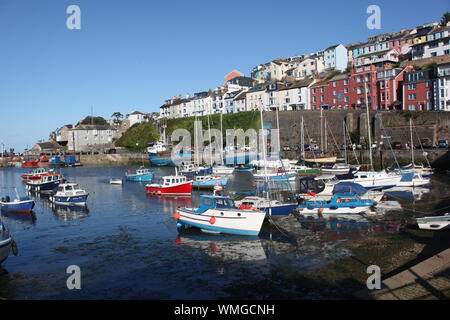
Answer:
416, 213, 450, 230
335, 171, 401, 191
297, 193, 376, 214
21, 168, 54, 181
174, 195, 266, 236
25, 173, 64, 193
234, 196, 297, 216
321, 163, 360, 175
192, 175, 228, 189
0, 188, 35, 213
0, 219, 18, 264
146, 172, 193, 196
49, 183, 89, 206
21, 160, 40, 168
125, 166, 153, 182
179, 163, 212, 177
110, 179, 123, 185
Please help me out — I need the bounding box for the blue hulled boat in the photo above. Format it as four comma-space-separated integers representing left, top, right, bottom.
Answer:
125, 166, 153, 182
192, 175, 228, 189
297, 193, 376, 214
49, 183, 89, 206
235, 196, 297, 216
1, 188, 35, 213
26, 173, 64, 193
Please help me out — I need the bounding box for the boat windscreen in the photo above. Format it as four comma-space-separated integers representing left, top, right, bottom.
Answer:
333, 182, 367, 195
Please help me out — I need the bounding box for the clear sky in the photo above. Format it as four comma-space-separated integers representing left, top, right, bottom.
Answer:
0, 0, 448, 152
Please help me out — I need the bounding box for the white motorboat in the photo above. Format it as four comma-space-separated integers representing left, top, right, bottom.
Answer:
336, 171, 402, 191
321, 163, 360, 175
110, 179, 123, 185
395, 172, 430, 187
174, 195, 266, 236
212, 165, 235, 175
417, 213, 450, 230
49, 183, 89, 206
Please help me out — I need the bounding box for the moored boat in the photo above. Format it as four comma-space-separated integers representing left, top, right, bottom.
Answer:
1, 188, 35, 213
49, 183, 89, 206
234, 196, 297, 216
110, 179, 123, 185
297, 193, 376, 214
146, 175, 193, 195
335, 171, 401, 191
321, 163, 360, 175
416, 213, 450, 231
25, 173, 64, 193
21, 168, 54, 181
192, 175, 228, 189
174, 195, 266, 236
125, 166, 153, 182
0, 219, 18, 265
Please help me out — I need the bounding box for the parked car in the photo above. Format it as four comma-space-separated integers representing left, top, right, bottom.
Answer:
392, 142, 403, 149
282, 146, 291, 151
105, 148, 117, 154
420, 138, 434, 149
438, 140, 448, 148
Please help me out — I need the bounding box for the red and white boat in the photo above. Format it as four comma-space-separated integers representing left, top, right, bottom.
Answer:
146, 175, 193, 195
21, 168, 54, 181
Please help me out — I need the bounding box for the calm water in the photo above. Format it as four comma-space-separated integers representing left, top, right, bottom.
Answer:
0, 166, 449, 299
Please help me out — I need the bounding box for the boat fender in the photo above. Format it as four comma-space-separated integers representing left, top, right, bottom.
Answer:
175, 237, 182, 244
173, 212, 180, 219
11, 240, 19, 256
209, 217, 216, 224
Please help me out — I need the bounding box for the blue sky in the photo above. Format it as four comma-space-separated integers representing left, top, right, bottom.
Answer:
0, 0, 448, 151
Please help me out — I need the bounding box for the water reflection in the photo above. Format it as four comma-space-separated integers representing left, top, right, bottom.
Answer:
176, 230, 267, 262
0, 211, 37, 225
50, 203, 89, 223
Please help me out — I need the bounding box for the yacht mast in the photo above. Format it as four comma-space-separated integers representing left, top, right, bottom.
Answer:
410, 117, 415, 166
364, 82, 374, 171
207, 115, 212, 167
220, 113, 224, 165
301, 116, 305, 159
343, 120, 348, 164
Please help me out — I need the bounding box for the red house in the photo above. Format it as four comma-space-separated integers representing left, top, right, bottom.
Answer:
376, 65, 413, 110
402, 69, 435, 111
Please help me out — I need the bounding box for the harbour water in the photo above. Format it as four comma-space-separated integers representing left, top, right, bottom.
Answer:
1, 166, 449, 299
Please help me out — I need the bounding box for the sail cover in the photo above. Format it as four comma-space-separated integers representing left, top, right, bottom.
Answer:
333, 182, 367, 195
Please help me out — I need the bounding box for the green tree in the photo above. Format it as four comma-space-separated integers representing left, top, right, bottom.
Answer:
440, 12, 450, 26
111, 112, 124, 125
82, 116, 107, 125
115, 122, 159, 151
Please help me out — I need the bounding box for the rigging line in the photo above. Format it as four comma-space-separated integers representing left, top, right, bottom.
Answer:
344, 120, 360, 165
378, 113, 400, 169
412, 125, 432, 168
325, 119, 343, 158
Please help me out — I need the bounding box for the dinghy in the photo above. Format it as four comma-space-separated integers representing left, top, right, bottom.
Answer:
416, 214, 450, 231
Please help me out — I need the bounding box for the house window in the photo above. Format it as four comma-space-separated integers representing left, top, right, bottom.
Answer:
285, 98, 290, 103
408, 84, 417, 90
333, 90, 337, 95
333, 82, 337, 87
344, 80, 349, 85
408, 94, 417, 100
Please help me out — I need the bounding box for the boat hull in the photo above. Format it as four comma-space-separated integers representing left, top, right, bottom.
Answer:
263, 204, 298, 216
26, 180, 62, 192
50, 194, 89, 206
297, 206, 370, 214
176, 208, 265, 236
0, 237, 12, 265
0, 200, 35, 213
125, 173, 153, 182
193, 178, 228, 189
146, 182, 193, 195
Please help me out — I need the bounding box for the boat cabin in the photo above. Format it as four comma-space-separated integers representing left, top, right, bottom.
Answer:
186, 196, 236, 214
56, 184, 84, 194
39, 174, 63, 183
162, 176, 188, 185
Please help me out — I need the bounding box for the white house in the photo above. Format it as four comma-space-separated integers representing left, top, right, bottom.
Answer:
435, 63, 450, 111
323, 44, 348, 72
68, 124, 118, 152
277, 78, 314, 111
127, 111, 146, 127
